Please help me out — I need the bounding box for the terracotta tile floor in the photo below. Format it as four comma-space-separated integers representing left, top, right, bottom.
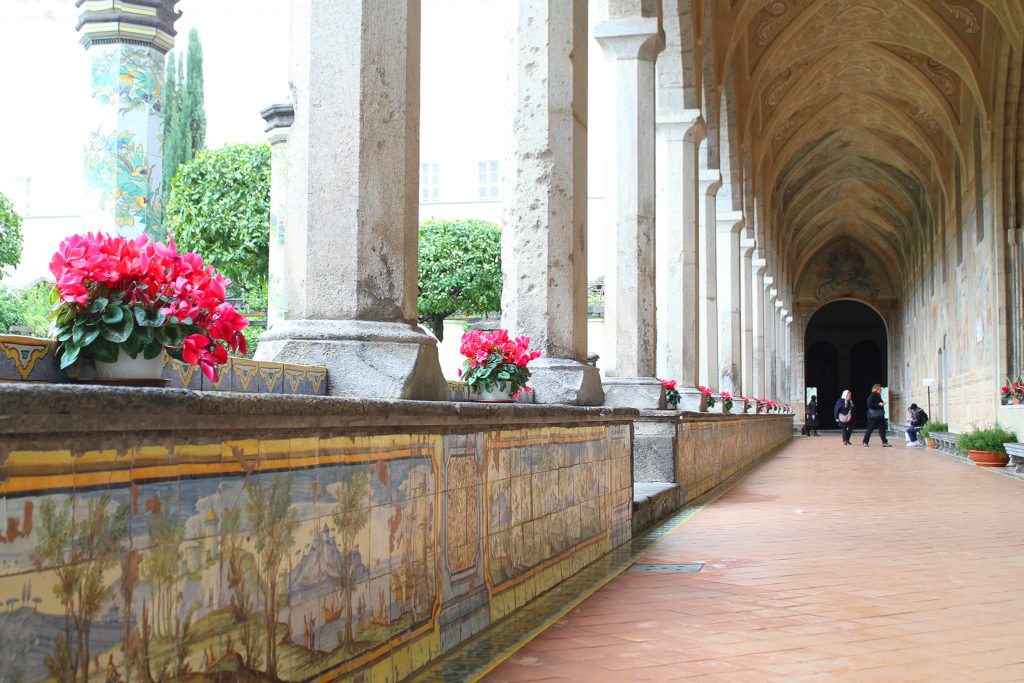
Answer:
484, 438, 1024, 682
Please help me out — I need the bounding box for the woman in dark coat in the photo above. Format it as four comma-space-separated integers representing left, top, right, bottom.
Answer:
805, 395, 819, 436
861, 383, 892, 447
834, 389, 854, 445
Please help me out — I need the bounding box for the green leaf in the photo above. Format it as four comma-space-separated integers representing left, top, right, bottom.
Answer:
156, 324, 186, 347
100, 313, 134, 343
59, 343, 81, 369
92, 339, 119, 364
89, 297, 109, 313
102, 306, 125, 324
143, 340, 164, 359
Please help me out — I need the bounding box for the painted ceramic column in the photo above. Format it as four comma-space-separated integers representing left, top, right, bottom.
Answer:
783, 311, 793, 402
596, 13, 665, 408
697, 169, 722, 390
76, 0, 181, 238
716, 210, 743, 396
655, 111, 705, 411
764, 276, 776, 399
501, 0, 603, 405
255, 0, 447, 400
741, 238, 755, 397
752, 258, 767, 397
260, 103, 293, 328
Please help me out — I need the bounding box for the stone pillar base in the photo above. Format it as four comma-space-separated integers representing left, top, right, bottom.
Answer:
678, 387, 707, 412
255, 320, 447, 400
529, 358, 605, 406
603, 377, 665, 409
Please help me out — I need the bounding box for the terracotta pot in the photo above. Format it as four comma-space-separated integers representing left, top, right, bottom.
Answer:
925, 438, 937, 449
966, 449, 1009, 467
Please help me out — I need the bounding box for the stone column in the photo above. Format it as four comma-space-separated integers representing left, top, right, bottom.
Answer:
501, 0, 602, 405
783, 312, 794, 402
256, 0, 447, 400
764, 276, 776, 398
596, 15, 665, 408
752, 258, 766, 397
716, 211, 743, 395
697, 169, 722, 389
76, 0, 181, 238
741, 239, 755, 397
773, 294, 783, 399
260, 103, 293, 328
655, 111, 705, 411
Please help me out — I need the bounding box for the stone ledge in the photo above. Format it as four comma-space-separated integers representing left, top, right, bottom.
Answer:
632, 482, 682, 534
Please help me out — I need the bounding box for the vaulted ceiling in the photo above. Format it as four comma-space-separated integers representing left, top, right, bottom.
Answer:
692, 0, 1024, 296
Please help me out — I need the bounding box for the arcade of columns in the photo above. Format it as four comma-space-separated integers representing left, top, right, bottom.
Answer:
78, 1, 1024, 431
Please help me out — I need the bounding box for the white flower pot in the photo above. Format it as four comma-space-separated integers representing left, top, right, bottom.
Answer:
474, 385, 515, 402
94, 349, 165, 380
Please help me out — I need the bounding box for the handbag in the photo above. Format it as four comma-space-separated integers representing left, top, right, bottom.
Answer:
838, 410, 852, 424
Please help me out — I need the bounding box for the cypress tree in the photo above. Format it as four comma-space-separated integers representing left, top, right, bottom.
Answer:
161, 56, 181, 206
183, 28, 206, 157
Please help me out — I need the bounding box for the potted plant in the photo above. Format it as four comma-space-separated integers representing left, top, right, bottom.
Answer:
921, 420, 947, 449
459, 328, 540, 401
660, 378, 680, 409
956, 425, 1017, 467
741, 396, 752, 413
49, 232, 248, 382
698, 385, 715, 409
720, 390, 735, 412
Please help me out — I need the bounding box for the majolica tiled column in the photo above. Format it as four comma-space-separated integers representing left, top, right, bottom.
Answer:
596, 14, 665, 408
76, 0, 181, 238
716, 210, 743, 396
502, 0, 603, 405
256, 0, 447, 400
260, 103, 293, 328
655, 111, 705, 411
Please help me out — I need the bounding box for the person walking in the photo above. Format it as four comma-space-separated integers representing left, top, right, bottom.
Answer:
834, 389, 854, 445
805, 395, 819, 436
862, 383, 892, 447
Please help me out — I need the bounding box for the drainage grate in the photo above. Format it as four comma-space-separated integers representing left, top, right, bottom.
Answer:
627, 563, 704, 573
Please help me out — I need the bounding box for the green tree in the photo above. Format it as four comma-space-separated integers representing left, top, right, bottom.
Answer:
245, 474, 298, 680
161, 29, 205, 224
182, 28, 206, 158
0, 190, 23, 277
417, 218, 502, 341
165, 143, 271, 300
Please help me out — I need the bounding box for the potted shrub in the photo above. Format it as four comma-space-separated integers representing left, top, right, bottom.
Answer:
659, 378, 680, 409
720, 390, 735, 412
49, 232, 248, 382
698, 385, 715, 409
921, 420, 947, 449
956, 425, 1017, 467
459, 328, 540, 401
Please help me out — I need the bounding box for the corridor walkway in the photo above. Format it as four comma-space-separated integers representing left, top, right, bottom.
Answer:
485, 437, 1024, 681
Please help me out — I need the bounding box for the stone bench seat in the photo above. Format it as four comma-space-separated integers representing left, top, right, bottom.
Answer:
1004, 442, 1024, 473
929, 431, 960, 455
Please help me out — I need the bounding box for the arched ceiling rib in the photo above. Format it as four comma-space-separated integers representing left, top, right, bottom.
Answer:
694, 0, 1018, 296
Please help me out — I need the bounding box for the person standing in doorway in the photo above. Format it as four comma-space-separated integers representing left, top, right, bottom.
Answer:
834, 389, 854, 445
862, 383, 891, 447
805, 395, 819, 436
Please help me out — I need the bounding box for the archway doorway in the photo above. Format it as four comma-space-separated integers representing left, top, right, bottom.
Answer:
805, 300, 887, 428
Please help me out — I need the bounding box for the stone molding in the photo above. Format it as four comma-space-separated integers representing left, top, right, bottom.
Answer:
75, 0, 181, 53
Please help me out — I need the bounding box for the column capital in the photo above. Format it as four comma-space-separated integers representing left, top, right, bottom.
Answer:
786, 315, 794, 323
775, 299, 784, 309
261, 103, 294, 146
76, 0, 181, 54
595, 17, 664, 61
716, 210, 744, 233
655, 108, 703, 131
763, 275, 774, 287
698, 168, 722, 194
752, 257, 767, 275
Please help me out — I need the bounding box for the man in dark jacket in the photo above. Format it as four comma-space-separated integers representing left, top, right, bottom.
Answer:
905, 403, 928, 447
862, 383, 892, 447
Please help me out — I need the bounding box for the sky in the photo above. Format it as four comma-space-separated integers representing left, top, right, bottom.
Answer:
0, 0, 290, 219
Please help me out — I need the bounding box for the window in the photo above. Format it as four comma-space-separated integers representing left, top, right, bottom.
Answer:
478, 161, 499, 200
420, 163, 439, 203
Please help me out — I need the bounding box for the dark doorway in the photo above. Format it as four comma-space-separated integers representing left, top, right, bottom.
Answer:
805, 300, 887, 428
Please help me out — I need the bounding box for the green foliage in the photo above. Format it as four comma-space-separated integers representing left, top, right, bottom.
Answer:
417, 218, 502, 341
0, 190, 24, 276
166, 143, 271, 299
956, 424, 1017, 455
161, 29, 206, 223
921, 420, 948, 439
0, 285, 28, 334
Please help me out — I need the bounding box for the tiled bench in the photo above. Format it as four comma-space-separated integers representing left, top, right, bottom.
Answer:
1004, 442, 1024, 473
